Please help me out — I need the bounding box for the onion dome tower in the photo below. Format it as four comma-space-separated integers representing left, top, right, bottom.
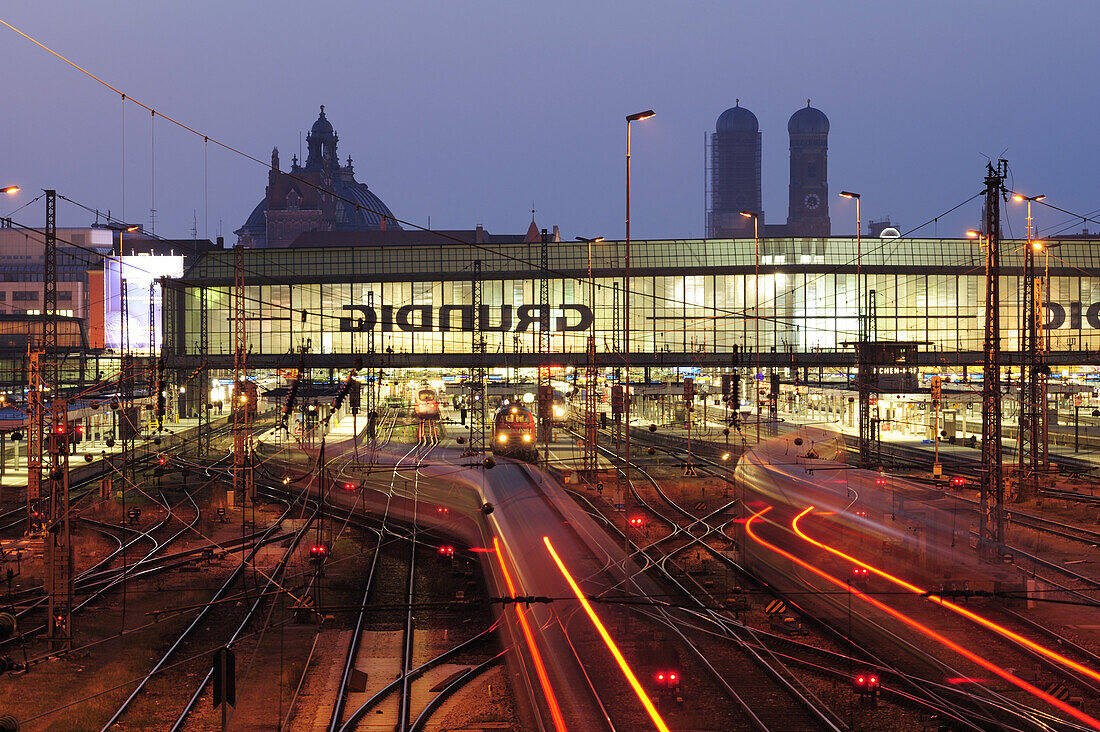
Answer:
707, 100, 762, 238
785, 100, 831, 237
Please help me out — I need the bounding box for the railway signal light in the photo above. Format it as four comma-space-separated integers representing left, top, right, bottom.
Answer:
437, 506, 449, 515
655, 671, 681, 690
309, 545, 328, 561
950, 476, 966, 488
343, 482, 356, 491
854, 673, 880, 699
438, 545, 455, 558
875, 476, 887, 488
628, 516, 645, 528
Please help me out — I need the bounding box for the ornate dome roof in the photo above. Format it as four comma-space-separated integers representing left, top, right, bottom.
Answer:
311, 105, 334, 137
332, 178, 400, 230
235, 106, 402, 244
716, 102, 759, 134
788, 102, 829, 135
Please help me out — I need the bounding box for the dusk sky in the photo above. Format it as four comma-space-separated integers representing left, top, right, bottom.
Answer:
3, 1, 1097, 243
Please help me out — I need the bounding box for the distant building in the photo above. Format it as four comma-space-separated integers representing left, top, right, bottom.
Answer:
236, 106, 402, 248
706, 101, 761, 238
783, 102, 831, 237
706, 101, 831, 238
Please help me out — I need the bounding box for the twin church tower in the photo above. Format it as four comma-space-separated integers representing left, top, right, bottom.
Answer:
706, 100, 830, 239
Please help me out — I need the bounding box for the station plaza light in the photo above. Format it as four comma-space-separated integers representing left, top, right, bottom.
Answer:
624, 108, 655, 562
1, 186, 19, 195
739, 210, 762, 443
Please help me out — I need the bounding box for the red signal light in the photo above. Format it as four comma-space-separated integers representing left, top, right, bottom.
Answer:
629, 516, 644, 527
656, 673, 665, 682
875, 477, 886, 487
158, 457, 167, 465
669, 673, 677, 682
343, 482, 355, 490
76, 425, 84, 434
56, 426, 65, 434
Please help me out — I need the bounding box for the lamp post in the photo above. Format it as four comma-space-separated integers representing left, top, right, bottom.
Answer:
624, 110, 654, 508
1, 186, 19, 195
1013, 193, 1048, 491
740, 210, 761, 443
838, 192, 862, 340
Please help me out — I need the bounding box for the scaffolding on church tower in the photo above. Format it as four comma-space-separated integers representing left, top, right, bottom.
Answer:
232, 245, 254, 505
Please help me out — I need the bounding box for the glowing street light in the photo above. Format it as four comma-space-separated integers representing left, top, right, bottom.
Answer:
838, 191, 863, 340
740, 210, 763, 443
624, 108, 655, 543
1, 186, 19, 195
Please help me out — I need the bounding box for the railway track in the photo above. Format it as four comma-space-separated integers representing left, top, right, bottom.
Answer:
603, 428, 1100, 729
99, 496, 302, 730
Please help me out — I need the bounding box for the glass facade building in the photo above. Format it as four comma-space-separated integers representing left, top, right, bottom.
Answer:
163, 236, 1100, 367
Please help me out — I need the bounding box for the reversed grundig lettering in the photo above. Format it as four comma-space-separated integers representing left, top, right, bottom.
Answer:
339, 304, 594, 333
1045, 302, 1100, 330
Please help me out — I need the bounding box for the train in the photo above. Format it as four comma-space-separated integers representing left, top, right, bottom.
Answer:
491, 404, 538, 461
413, 386, 441, 420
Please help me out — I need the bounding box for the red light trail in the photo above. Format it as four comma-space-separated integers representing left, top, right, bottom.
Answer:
543, 535, 671, 732
492, 537, 567, 732
792, 507, 1100, 687
746, 506, 1100, 730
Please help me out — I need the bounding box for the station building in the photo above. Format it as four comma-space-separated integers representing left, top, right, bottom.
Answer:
162, 232, 1100, 376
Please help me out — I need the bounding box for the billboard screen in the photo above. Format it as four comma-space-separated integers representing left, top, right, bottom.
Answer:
104, 255, 184, 351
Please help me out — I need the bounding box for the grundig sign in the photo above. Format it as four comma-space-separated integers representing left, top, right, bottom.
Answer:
339, 304, 594, 333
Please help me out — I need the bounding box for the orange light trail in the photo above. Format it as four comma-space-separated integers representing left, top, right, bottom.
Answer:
792, 508, 1100, 687
493, 537, 567, 732
543, 535, 671, 732
746, 507, 1100, 730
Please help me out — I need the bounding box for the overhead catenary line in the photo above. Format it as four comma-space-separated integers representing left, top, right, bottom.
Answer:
3, 15, 1005, 346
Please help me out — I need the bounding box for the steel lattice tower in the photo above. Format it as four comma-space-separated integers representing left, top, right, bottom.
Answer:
40, 191, 73, 648
197, 286, 210, 456
980, 161, 1007, 552
27, 350, 42, 507
1017, 220, 1047, 501
857, 290, 880, 468
538, 229, 550, 458
366, 290, 378, 457
232, 245, 254, 504
584, 248, 598, 482
468, 260, 486, 457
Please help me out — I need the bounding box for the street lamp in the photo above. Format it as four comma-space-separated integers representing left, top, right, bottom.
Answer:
624, 109, 654, 509
838, 191, 862, 341
1, 186, 19, 195
740, 210, 761, 443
